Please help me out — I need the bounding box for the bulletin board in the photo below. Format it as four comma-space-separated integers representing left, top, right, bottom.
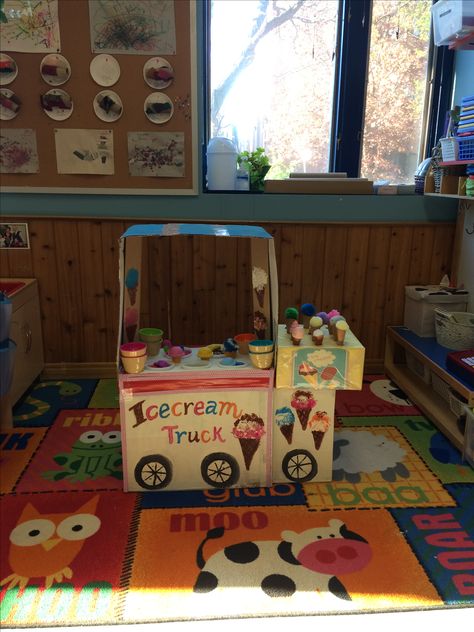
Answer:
0, 0, 198, 195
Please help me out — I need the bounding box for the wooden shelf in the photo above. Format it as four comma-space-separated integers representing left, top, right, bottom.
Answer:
384, 327, 473, 452
439, 160, 474, 166
425, 193, 472, 200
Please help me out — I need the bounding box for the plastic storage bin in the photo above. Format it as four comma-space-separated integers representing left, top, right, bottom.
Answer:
458, 136, 474, 161
404, 285, 469, 337
206, 137, 238, 190
432, 0, 474, 46
440, 137, 459, 161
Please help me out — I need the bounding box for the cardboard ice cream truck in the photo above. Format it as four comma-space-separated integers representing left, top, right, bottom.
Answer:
117, 224, 364, 492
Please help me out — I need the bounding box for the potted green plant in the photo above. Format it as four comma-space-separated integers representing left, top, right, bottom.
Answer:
237, 147, 271, 192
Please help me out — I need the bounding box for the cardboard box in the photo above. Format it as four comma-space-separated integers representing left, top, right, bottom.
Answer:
117, 223, 279, 492
264, 178, 373, 194
275, 325, 365, 391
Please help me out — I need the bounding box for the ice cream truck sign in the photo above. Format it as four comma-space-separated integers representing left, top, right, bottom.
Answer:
120, 371, 274, 492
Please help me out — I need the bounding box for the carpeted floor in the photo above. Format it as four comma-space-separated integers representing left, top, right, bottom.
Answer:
1, 375, 473, 626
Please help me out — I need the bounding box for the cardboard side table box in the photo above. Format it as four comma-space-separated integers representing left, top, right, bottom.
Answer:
273, 325, 365, 484
117, 224, 279, 492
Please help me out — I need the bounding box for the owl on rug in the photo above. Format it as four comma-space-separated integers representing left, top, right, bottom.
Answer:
0, 496, 101, 590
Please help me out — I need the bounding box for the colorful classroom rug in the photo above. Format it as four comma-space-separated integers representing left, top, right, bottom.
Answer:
1, 376, 472, 627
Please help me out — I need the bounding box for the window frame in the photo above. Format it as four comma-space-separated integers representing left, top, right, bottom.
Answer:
203, 0, 454, 189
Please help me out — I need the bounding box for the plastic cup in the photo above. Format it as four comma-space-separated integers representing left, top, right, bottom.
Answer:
120, 342, 147, 357
234, 333, 257, 355
249, 349, 273, 370
248, 339, 274, 354
121, 353, 146, 374
138, 327, 163, 356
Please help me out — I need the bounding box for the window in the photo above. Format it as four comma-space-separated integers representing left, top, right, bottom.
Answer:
206, 0, 454, 185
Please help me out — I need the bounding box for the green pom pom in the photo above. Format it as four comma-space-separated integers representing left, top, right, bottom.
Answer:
284, 307, 298, 319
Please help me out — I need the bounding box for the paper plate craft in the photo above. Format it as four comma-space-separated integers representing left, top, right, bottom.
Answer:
144, 92, 174, 124
146, 359, 173, 371
0, 54, 18, 86
41, 89, 73, 120
143, 57, 174, 90
0, 89, 21, 120
182, 359, 212, 369
90, 54, 120, 87
218, 358, 249, 368
93, 90, 123, 122
40, 54, 71, 86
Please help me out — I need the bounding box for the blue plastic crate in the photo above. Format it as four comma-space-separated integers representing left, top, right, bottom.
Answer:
457, 136, 474, 161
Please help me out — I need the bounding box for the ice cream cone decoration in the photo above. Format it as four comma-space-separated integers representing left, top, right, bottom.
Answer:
275, 407, 296, 445
223, 337, 239, 357
291, 390, 316, 431
124, 307, 138, 342
309, 316, 323, 335
298, 361, 318, 388
168, 346, 185, 364
308, 410, 330, 450
301, 303, 316, 328
312, 329, 324, 346
253, 311, 267, 340
284, 307, 299, 334
232, 413, 265, 470
125, 267, 139, 306
252, 267, 268, 308
336, 320, 350, 345
197, 346, 213, 361
291, 323, 304, 346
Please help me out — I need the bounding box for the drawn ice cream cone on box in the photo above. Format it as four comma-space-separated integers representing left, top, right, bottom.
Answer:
298, 361, 318, 388
253, 311, 267, 340
124, 307, 138, 342
252, 266, 268, 308
232, 413, 266, 470
275, 406, 296, 445
308, 410, 331, 450
290, 390, 316, 431
125, 267, 139, 306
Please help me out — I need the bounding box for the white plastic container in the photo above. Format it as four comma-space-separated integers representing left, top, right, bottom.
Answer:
404, 285, 469, 337
206, 137, 237, 190
432, 0, 474, 46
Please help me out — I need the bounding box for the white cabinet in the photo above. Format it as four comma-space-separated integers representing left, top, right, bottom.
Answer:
1, 278, 44, 405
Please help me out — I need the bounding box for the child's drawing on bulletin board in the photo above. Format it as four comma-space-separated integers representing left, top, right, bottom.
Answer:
89, 0, 176, 55
0, 0, 61, 53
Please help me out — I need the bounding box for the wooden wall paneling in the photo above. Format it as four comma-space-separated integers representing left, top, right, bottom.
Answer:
0, 248, 10, 278
341, 225, 370, 338
321, 226, 348, 312
192, 234, 216, 342
215, 236, 238, 342
278, 225, 304, 316
407, 226, 435, 285
300, 225, 326, 313
148, 236, 172, 339
360, 226, 391, 359
77, 221, 109, 362
53, 220, 84, 362
170, 235, 194, 344
100, 221, 125, 359
429, 224, 456, 283
235, 236, 252, 334
29, 220, 62, 362
384, 226, 414, 327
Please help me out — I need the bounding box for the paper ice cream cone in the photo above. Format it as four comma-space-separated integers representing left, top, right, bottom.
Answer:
126, 324, 137, 341
279, 424, 294, 445
128, 287, 137, 306
291, 335, 301, 346
255, 287, 265, 308
296, 409, 310, 431
238, 437, 260, 470
312, 430, 325, 450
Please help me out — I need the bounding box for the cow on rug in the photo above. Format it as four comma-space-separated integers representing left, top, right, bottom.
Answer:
193, 519, 372, 601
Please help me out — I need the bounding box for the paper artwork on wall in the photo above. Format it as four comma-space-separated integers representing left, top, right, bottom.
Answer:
143, 57, 174, 90
89, 0, 176, 55
41, 89, 73, 120
144, 91, 173, 124
89, 54, 120, 87
40, 53, 71, 86
93, 90, 123, 122
0, 0, 61, 53
0, 88, 21, 120
127, 131, 184, 177
54, 129, 114, 175
0, 54, 18, 86
0, 129, 39, 174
